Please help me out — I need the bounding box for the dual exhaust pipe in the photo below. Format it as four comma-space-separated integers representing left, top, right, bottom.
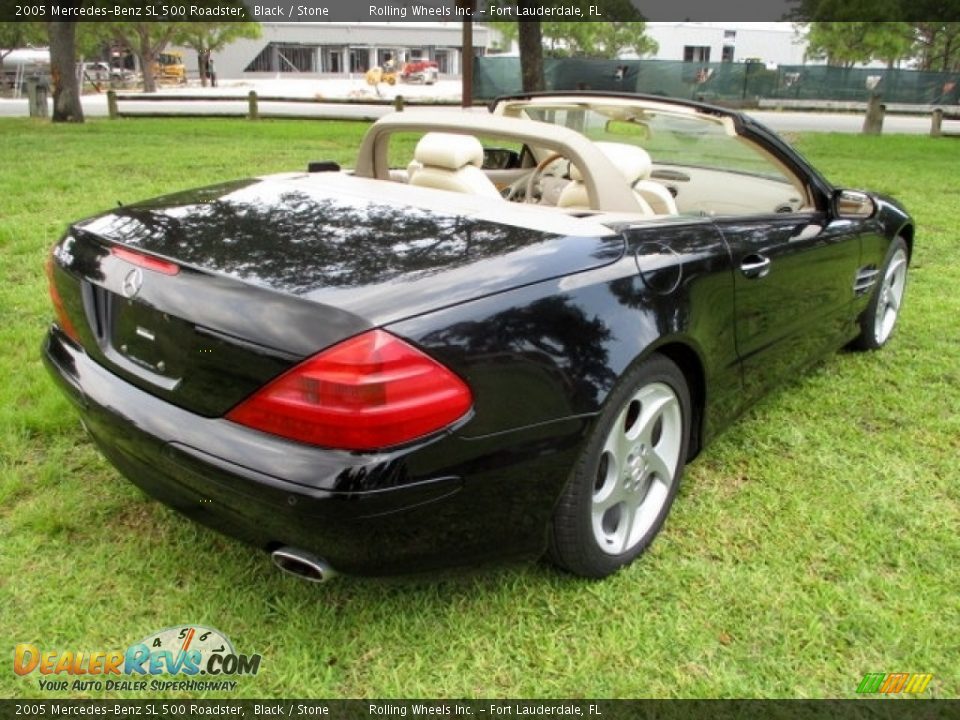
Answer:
271, 546, 336, 583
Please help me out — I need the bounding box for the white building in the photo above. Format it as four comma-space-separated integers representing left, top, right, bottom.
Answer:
1, 47, 51, 91
642, 22, 810, 66
188, 22, 492, 80
495, 22, 816, 67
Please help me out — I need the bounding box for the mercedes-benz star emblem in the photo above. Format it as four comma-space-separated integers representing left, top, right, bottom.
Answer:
121, 267, 144, 299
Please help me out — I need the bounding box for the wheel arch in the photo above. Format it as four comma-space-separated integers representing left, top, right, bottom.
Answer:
898, 223, 914, 262
644, 339, 707, 462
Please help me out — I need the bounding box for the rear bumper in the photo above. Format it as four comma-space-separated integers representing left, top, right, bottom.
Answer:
43, 327, 590, 575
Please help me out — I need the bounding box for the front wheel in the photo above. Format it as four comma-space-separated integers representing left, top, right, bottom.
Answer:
549, 354, 691, 578
853, 237, 909, 351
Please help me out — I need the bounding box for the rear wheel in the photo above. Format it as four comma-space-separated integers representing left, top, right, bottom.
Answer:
853, 237, 909, 351
549, 354, 691, 578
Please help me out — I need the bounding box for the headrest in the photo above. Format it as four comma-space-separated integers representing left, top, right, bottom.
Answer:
414, 133, 485, 170
569, 142, 652, 184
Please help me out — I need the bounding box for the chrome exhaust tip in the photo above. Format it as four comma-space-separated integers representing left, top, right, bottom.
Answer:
271, 547, 336, 583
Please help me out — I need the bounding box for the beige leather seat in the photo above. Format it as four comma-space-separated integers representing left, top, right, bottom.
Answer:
408, 133, 500, 199
557, 141, 678, 215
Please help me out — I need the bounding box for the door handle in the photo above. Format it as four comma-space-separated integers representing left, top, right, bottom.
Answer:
741, 254, 771, 279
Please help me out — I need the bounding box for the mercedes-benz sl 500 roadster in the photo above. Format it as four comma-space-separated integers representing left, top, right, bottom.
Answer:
44, 93, 913, 580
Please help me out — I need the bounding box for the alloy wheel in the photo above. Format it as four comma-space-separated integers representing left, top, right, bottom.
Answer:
874, 247, 908, 345
591, 382, 683, 555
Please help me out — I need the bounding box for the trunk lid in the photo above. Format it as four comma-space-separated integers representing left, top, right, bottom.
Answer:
49, 232, 369, 417
54, 173, 624, 416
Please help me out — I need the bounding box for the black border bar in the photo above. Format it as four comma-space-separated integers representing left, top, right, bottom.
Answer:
4, 0, 956, 22
2, 700, 960, 720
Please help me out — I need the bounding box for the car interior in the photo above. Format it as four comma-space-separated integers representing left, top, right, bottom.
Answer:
376, 100, 813, 220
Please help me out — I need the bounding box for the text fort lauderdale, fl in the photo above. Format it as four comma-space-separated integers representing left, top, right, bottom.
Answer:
366, 3, 603, 17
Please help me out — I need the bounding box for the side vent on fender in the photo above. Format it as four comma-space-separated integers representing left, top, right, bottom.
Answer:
854, 265, 880, 297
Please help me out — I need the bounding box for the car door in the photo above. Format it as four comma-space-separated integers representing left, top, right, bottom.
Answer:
716, 211, 861, 401
641, 115, 864, 405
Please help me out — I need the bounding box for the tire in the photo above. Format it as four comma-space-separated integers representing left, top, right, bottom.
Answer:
852, 237, 909, 351
549, 353, 691, 578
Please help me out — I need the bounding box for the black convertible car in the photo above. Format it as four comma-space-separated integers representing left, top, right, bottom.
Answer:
44, 93, 913, 580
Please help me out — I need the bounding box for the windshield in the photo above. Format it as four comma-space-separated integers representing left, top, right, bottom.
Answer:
511, 102, 792, 183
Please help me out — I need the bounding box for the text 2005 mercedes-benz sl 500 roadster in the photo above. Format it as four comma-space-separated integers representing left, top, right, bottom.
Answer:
44, 93, 913, 580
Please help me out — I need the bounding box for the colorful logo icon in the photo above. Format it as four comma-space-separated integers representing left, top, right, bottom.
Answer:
856, 672, 933, 694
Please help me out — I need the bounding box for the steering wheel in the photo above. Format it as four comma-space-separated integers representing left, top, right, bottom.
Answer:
524, 152, 565, 204
501, 177, 526, 202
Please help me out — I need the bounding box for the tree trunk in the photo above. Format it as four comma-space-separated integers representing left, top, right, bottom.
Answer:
199, 51, 209, 88
862, 93, 885, 135
48, 21, 84, 123
518, 19, 544, 92
461, 13, 473, 107
140, 28, 157, 93
141, 53, 157, 92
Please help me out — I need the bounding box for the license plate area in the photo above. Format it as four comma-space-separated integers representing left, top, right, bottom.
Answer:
107, 293, 191, 385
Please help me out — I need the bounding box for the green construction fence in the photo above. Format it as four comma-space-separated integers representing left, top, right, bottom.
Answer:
474, 56, 960, 106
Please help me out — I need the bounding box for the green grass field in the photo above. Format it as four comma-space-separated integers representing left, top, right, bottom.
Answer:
1, 118, 958, 699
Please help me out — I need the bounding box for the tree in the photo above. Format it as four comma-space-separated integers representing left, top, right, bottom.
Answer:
801, 20, 960, 70
534, 22, 658, 58
74, 24, 113, 61
791, 0, 960, 70
517, 19, 544, 92
912, 23, 960, 71
804, 22, 914, 67
486, 0, 655, 91
98, 22, 185, 93
175, 22, 260, 87
493, 11, 656, 60
495, 9, 656, 90
48, 21, 84, 122
590, 22, 658, 58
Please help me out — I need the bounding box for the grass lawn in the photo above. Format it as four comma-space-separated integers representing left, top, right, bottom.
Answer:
1, 118, 958, 699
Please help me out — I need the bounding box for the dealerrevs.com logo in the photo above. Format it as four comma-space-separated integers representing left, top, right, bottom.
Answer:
14, 625, 261, 692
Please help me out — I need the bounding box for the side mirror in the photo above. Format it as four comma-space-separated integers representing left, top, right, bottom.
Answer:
482, 148, 521, 171
834, 190, 876, 220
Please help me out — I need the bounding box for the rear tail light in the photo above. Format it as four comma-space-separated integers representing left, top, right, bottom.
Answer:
226, 329, 472, 451
45, 253, 81, 344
